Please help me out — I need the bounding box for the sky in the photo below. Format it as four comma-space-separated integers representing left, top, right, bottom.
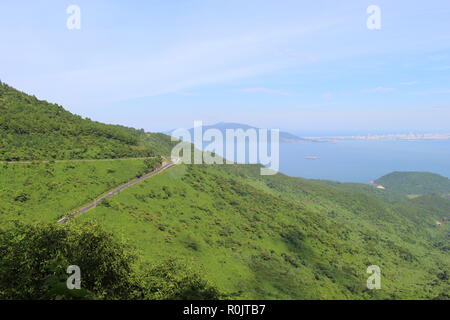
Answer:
0, 0, 449, 134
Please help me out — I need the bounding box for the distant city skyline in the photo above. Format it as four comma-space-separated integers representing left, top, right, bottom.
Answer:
1, 0, 449, 133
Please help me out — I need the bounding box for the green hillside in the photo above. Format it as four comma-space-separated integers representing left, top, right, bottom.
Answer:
395, 195, 450, 221
0, 159, 156, 225
0, 82, 175, 160
304, 179, 405, 203
312, 172, 450, 203
0, 84, 448, 300
73, 164, 448, 299
375, 171, 450, 197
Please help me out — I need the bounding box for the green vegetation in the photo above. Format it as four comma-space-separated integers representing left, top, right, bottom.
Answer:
77, 164, 449, 299
0, 82, 175, 160
311, 179, 408, 203
0, 83, 448, 300
393, 195, 450, 253
375, 171, 450, 197
0, 159, 157, 225
0, 222, 221, 300
312, 171, 450, 203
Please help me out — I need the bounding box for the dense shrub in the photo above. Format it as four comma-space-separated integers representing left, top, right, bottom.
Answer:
0, 222, 222, 300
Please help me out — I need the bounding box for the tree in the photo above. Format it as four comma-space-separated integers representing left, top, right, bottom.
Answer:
0, 222, 222, 300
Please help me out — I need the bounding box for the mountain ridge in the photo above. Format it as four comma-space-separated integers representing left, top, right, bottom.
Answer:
165, 122, 318, 143
0, 82, 175, 161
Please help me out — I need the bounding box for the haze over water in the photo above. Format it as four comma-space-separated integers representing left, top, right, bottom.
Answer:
279, 139, 450, 183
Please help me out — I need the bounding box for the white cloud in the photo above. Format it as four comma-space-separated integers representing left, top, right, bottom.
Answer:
11, 22, 332, 108
238, 88, 297, 96
363, 87, 396, 93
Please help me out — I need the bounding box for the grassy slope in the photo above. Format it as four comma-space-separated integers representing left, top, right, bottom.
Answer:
1, 83, 448, 299
393, 195, 450, 251
0, 159, 152, 225
76, 164, 449, 299
375, 171, 450, 196
310, 179, 407, 202
0, 155, 447, 299
0, 82, 176, 160
312, 171, 450, 203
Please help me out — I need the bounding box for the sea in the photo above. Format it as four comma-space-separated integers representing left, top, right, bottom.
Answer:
278, 139, 450, 183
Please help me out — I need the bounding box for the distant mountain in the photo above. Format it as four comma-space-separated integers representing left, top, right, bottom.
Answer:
375, 171, 450, 197
311, 171, 450, 203
166, 122, 314, 143
0, 82, 175, 160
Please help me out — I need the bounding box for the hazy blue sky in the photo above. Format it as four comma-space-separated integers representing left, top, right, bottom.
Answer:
1, 0, 449, 133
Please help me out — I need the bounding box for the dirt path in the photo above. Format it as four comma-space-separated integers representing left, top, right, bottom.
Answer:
57, 161, 175, 224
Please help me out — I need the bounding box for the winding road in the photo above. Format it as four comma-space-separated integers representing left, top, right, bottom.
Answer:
57, 160, 176, 224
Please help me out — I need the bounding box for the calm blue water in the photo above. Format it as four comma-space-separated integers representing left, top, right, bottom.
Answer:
279, 140, 450, 183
